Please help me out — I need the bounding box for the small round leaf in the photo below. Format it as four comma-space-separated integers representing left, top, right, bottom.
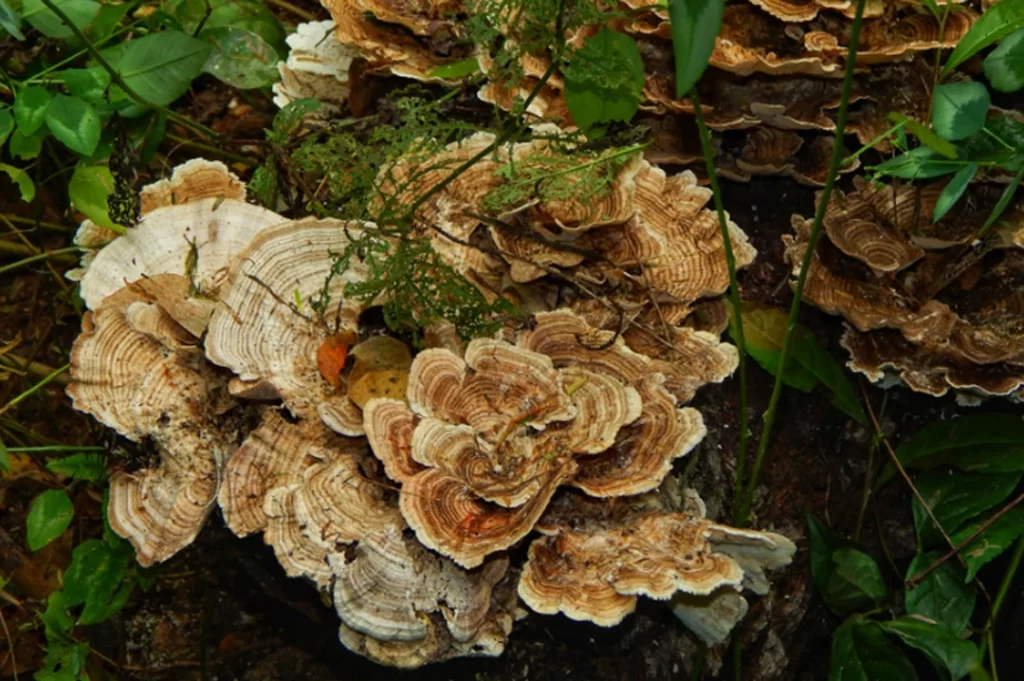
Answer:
46, 94, 101, 156
932, 82, 991, 141
26, 489, 74, 551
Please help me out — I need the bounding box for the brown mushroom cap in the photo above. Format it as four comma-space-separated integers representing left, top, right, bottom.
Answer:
69, 282, 235, 565
205, 218, 371, 435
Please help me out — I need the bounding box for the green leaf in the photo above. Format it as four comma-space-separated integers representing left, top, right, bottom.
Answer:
46, 94, 101, 156
39, 591, 74, 637
427, 57, 480, 80
944, 0, 1024, 75
20, 0, 100, 39
62, 538, 134, 624
201, 0, 286, 54
14, 86, 52, 135
808, 515, 888, 616
829, 617, 918, 681
668, 0, 724, 98
984, 28, 1024, 92
976, 165, 1024, 237
870, 147, 957, 180
879, 617, 980, 680
9, 126, 48, 159
888, 112, 958, 159
102, 30, 211, 107
26, 489, 74, 551
960, 115, 1024, 170
270, 97, 321, 143
564, 28, 644, 130
730, 303, 866, 424
201, 27, 280, 89
0, 435, 9, 473
934, 163, 978, 222
950, 507, 1024, 581
61, 67, 111, 104
905, 552, 976, 635
932, 82, 991, 142
880, 414, 1024, 486
0, 163, 36, 202
46, 453, 107, 482
912, 469, 1021, 547
0, 0, 24, 40
0, 108, 13, 146
68, 164, 119, 230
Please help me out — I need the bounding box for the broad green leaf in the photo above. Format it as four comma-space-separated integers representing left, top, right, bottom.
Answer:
668, 0, 724, 97
8, 127, 47, 159
14, 86, 52, 135
960, 116, 1024, 171
46, 453, 107, 482
912, 469, 1021, 547
984, 28, 1024, 92
39, 591, 74, 637
427, 57, 481, 80
934, 163, 978, 222
730, 304, 866, 424
950, 507, 1024, 581
20, 0, 100, 39
26, 489, 74, 551
828, 618, 918, 681
879, 414, 1024, 486
0, 0, 24, 40
870, 147, 957, 180
202, 0, 287, 55
46, 94, 101, 155
905, 552, 976, 634
0, 108, 13, 146
0, 163, 36, 202
62, 538, 133, 624
202, 27, 280, 89
888, 112, 958, 159
564, 28, 644, 130
932, 82, 991, 142
84, 0, 131, 42
944, 0, 1024, 75
808, 515, 887, 616
69, 164, 118, 230
61, 67, 111, 103
102, 30, 211, 107
879, 617, 979, 680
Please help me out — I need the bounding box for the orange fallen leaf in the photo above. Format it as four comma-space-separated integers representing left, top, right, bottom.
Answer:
317, 330, 358, 388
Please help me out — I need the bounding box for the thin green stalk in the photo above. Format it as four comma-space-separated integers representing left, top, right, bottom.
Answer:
38, 0, 221, 141
0, 247, 81, 275
21, 15, 146, 84
844, 119, 907, 164
690, 91, 750, 526
979, 535, 1024, 670
737, 0, 869, 526
0, 214, 72, 232
0, 363, 70, 418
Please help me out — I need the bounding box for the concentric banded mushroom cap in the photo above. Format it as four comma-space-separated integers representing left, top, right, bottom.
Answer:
76, 161, 284, 311
205, 218, 372, 435
69, 282, 235, 565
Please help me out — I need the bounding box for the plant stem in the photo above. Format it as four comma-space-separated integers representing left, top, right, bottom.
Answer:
264, 0, 317, 21
38, 0, 221, 141
0, 247, 81, 275
691, 90, 750, 526
736, 0, 869, 526
0, 214, 72, 232
843, 120, 907, 164
166, 134, 259, 166
21, 15, 146, 83
0, 363, 70, 418
979, 535, 1024, 669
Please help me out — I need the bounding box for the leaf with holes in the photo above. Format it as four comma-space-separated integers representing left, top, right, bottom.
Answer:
0, 163, 36, 202
932, 82, 991, 141
46, 453, 107, 482
62, 538, 135, 624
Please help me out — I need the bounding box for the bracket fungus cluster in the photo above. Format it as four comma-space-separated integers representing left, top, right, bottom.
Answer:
307, 0, 974, 186
67, 153, 795, 667
785, 177, 1024, 402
